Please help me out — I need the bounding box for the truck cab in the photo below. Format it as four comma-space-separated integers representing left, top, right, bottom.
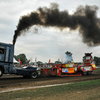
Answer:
0, 42, 14, 77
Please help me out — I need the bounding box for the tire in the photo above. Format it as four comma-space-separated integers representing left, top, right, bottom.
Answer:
82, 72, 87, 76
87, 71, 92, 75
0, 68, 3, 77
30, 71, 38, 79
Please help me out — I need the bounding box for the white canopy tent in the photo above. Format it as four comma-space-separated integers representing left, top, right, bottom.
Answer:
13, 58, 19, 64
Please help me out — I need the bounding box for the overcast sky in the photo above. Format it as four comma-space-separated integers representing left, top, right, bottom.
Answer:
0, 0, 100, 63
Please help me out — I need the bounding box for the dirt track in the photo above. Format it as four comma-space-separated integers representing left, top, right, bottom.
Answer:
0, 71, 100, 91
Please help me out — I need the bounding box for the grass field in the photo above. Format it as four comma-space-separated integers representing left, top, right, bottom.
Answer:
0, 79, 100, 100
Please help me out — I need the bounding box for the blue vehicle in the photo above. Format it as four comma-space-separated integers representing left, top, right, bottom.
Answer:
0, 42, 41, 78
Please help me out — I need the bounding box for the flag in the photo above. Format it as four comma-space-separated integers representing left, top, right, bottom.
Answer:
35, 57, 37, 65
48, 59, 51, 63
18, 59, 22, 66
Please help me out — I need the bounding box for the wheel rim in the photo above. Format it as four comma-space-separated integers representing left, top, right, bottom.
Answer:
31, 72, 37, 78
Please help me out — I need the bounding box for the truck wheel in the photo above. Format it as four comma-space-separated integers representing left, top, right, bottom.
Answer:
30, 71, 38, 79
0, 68, 3, 77
82, 72, 87, 76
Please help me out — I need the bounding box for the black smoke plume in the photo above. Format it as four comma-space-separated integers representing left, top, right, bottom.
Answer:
13, 3, 100, 46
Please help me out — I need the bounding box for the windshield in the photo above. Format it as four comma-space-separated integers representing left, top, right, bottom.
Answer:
86, 56, 90, 60
0, 48, 4, 54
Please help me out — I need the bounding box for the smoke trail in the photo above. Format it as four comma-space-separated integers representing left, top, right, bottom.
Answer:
13, 12, 42, 44
13, 3, 100, 46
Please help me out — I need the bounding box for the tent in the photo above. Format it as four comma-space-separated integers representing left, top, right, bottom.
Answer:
13, 58, 19, 64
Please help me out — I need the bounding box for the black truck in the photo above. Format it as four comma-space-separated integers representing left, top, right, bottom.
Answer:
0, 42, 41, 79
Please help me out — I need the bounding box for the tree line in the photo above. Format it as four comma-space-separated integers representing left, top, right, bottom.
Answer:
94, 56, 100, 66
14, 53, 100, 66
14, 54, 30, 64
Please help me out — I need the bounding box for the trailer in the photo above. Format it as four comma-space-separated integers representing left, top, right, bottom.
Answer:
0, 42, 96, 79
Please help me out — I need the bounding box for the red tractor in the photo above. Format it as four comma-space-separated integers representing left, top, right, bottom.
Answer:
78, 53, 96, 75
42, 52, 96, 77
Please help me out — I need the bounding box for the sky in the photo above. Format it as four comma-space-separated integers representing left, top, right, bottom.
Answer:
0, 0, 100, 63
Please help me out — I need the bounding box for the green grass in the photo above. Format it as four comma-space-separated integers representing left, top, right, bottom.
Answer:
0, 79, 100, 100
